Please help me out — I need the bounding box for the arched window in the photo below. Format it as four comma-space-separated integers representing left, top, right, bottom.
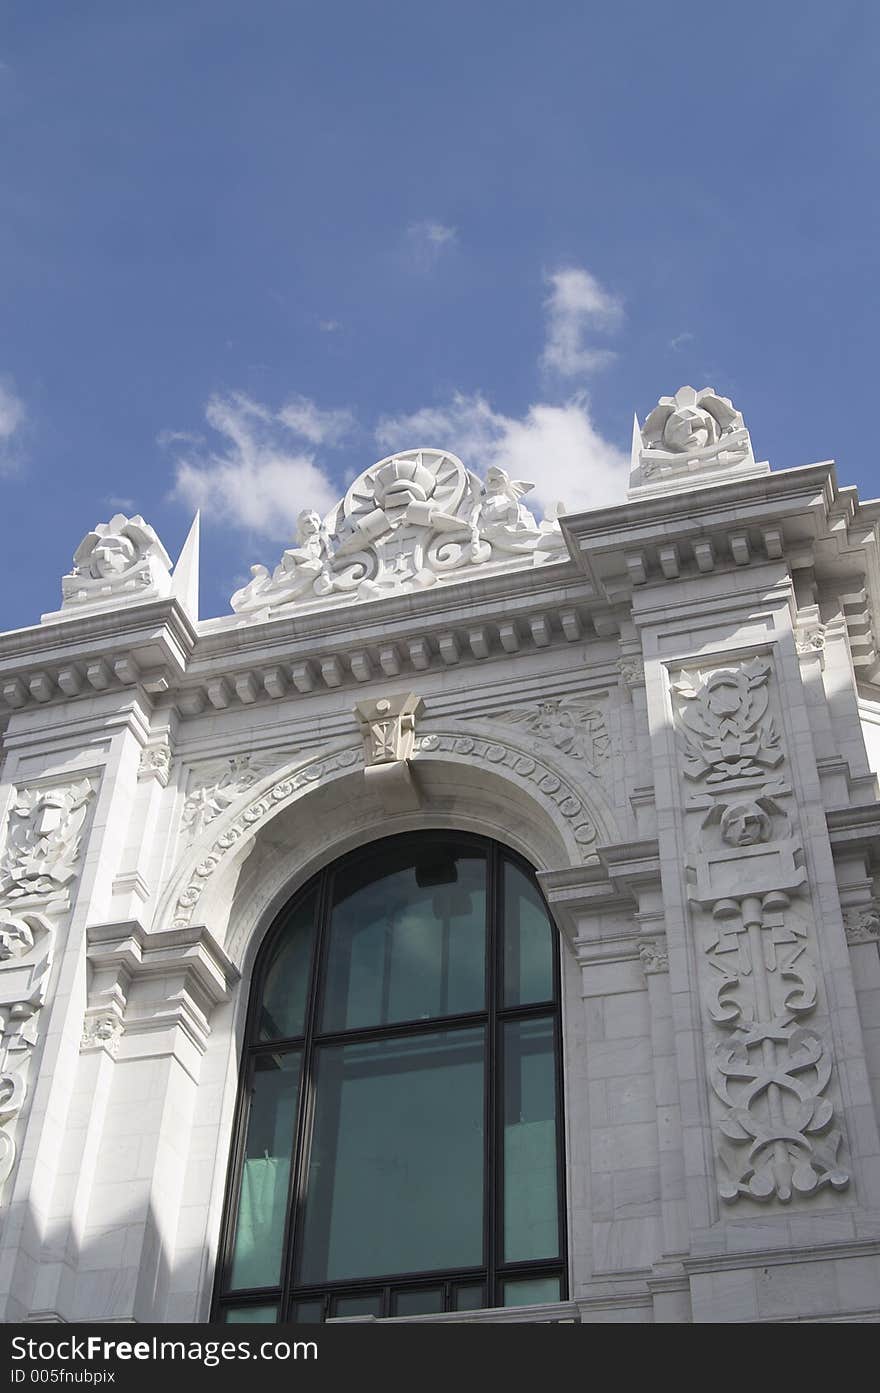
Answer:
215, 832, 566, 1322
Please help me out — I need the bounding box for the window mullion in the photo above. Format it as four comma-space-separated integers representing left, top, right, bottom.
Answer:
282, 866, 332, 1319
486, 840, 500, 1308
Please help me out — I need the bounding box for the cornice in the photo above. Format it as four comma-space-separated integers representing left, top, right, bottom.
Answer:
561, 462, 880, 612
0, 599, 197, 715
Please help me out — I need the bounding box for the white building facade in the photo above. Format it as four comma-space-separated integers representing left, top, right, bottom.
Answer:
0, 386, 879, 1324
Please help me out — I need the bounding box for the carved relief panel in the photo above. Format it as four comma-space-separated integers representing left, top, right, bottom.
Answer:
671, 656, 849, 1204
0, 779, 94, 1189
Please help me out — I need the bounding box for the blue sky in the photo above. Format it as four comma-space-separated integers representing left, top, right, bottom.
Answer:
1, 0, 878, 629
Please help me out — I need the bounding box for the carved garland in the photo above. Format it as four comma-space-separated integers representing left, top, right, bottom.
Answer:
672, 657, 849, 1204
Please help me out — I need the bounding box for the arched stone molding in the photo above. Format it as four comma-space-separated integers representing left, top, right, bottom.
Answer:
156, 726, 618, 971
172, 734, 611, 1321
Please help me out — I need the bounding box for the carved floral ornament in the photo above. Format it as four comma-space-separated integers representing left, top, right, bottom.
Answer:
672, 657, 849, 1205
0, 779, 93, 1191
169, 730, 602, 931
230, 448, 567, 619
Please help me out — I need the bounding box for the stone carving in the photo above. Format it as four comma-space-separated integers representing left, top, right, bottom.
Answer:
0, 912, 37, 962
415, 732, 599, 858
356, 693, 423, 767
181, 754, 281, 841
172, 747, 362, 928
0, 781, 92, 907
60, 514, 172, 612
486, 698, 609, 770
640, 386, 752, 473
638, 940, 668, 975
354, 693, 424, 812
617, 656, 645, 689
0, 910, 53, 1188
0, 779, 92, 1191
673, 658, 848, 1204
170, 728, 602, 929
673, 659, 782, 786
80, 1012, 123, 1057
842, 905, 880, 946
138, 740, 172, 786
795, 625, 827, 655
0, 997, 43, 1184
629, 386, 762, 494
230, 449, 566, 619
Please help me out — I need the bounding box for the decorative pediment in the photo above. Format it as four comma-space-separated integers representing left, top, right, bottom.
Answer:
230, 448, 567, 619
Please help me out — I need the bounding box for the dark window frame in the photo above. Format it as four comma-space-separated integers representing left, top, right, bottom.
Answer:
213, 831, 568, 1321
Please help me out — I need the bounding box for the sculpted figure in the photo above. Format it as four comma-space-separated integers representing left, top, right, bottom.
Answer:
474, 467, 543, 553
231, 509, 336, 614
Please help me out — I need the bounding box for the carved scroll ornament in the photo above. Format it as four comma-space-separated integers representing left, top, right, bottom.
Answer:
230, 449, 566, 619
674, 658, 849, 1204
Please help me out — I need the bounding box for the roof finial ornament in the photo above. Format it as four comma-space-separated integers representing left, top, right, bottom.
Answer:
628, 386, 767, 497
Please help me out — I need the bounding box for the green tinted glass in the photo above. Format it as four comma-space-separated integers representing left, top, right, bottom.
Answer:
229, 1051, 300, 1291
502, 1018, 559, 1262
258, 891, 316, 1041
299, 1028, 485, 1282
503, 860, 554, 1006
322, 845, 486, 1031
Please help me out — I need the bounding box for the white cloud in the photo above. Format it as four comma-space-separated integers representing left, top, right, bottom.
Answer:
277, 396, 355, 446
376, 390, 627, 515
168, 391, 350, 538
318, 319, 341, 333
668, 331, 695, 351
405, 220, 458, 271
0, 379, 26, 472
541, 267, 623, 378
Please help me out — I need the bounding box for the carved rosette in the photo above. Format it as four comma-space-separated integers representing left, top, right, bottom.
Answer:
672, 657, 849, 1204
0, 779, 94, 1190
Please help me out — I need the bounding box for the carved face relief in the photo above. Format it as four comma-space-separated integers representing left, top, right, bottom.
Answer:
637, 386, 752, 478
89, 533, 138, 578
0, 781, 92, 901
661, 405, 717, 454
720, 802, 771, 847
297, 509, 323, 542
